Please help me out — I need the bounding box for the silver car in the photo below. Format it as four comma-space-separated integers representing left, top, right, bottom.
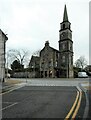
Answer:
78, 72, 88, 78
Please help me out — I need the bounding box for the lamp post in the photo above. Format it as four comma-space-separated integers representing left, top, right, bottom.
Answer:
6, 52, 8, 79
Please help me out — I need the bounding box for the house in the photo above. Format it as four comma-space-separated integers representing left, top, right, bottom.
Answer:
0, 29, 8, 81
29, 55, 40, 77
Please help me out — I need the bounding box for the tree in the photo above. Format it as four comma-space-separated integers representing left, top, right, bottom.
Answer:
75, 56, 87, 70
11, 60, 24, 72
7, 49, 29, 68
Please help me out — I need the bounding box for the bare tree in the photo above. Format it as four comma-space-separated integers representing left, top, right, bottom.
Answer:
75, 56, 87, 70
7, 49, 30, 67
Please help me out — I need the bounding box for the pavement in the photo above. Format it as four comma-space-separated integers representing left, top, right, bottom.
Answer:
0, 78, 90, 93
0, 79, 26, 94
81, 82, 91, 90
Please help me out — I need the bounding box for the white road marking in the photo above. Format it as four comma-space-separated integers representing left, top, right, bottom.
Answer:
0, 83, 27, 95
1, 102, 18, 111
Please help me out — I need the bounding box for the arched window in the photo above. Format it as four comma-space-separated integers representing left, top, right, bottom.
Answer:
63, 24, 65, 29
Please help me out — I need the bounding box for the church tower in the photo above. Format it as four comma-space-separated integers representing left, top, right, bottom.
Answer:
59, 5, 73, 78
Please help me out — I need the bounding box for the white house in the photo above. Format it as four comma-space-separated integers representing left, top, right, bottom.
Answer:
0, 29, 8, 82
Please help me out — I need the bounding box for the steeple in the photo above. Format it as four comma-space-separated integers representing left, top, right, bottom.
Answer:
63, 5, 68, 22
59, 5, 73, 78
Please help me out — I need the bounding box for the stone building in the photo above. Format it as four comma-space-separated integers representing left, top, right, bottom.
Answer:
29, 5, 74, 78
29, 55, 40, 77
0, 29, 8, 81
40, 41, 59, 78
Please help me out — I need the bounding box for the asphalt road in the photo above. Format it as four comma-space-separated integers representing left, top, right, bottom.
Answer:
2, 86, 78, 119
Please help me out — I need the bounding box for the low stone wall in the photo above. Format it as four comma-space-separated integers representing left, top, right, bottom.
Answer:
12, 71, 40, 78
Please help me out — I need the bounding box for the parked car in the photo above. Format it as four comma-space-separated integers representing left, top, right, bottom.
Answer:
78, 72, 88, 78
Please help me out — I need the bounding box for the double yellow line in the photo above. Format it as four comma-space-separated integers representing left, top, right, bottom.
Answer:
65, 90, 82, 120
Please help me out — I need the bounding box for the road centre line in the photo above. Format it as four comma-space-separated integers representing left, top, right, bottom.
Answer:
0, 102, 18, 111
65, 86, 83, 120
72, 91, 82, 119
64, 91, 79, 119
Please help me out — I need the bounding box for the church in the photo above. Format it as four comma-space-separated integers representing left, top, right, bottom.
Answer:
29, 5, 74, 78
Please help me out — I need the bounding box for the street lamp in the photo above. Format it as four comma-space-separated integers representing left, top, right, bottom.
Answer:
6, 52, 8, 79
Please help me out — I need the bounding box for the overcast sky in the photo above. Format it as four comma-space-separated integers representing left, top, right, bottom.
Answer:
0, 0, 89, 65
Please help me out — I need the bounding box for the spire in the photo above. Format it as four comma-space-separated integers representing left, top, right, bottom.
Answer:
63, 5, 68, 22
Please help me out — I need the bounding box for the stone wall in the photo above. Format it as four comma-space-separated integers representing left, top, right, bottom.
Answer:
0, 30, 8, 81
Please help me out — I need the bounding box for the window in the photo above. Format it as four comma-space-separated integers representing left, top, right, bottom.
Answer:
69, 32, 72, 39
70, 43, 72, 50
62, 55, 65, 63
71, 56, 73, 65
49, 61, 53, 67
56, 53, 58, 58
63, 43, 65, 50
41, 62, 44, 68
63, 24, 65, 29
49, 61, 51, 67
69, 24, 70, 29
55, 61, 58, 67
45, 71, 47, 77
41, 71, 43, 78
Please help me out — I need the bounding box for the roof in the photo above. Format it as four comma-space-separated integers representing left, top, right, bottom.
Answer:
0, 29, 8, 40
29, 55, 40, 66
50, 47, 60, 53
31, 55, 40, 61
40, 46, 60, 53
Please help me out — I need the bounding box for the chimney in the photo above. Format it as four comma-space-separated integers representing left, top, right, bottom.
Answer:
45, 41, 49, 46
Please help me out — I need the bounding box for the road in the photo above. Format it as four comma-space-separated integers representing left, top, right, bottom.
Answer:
2, 86, 81, 119
1, 78, 90, 119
